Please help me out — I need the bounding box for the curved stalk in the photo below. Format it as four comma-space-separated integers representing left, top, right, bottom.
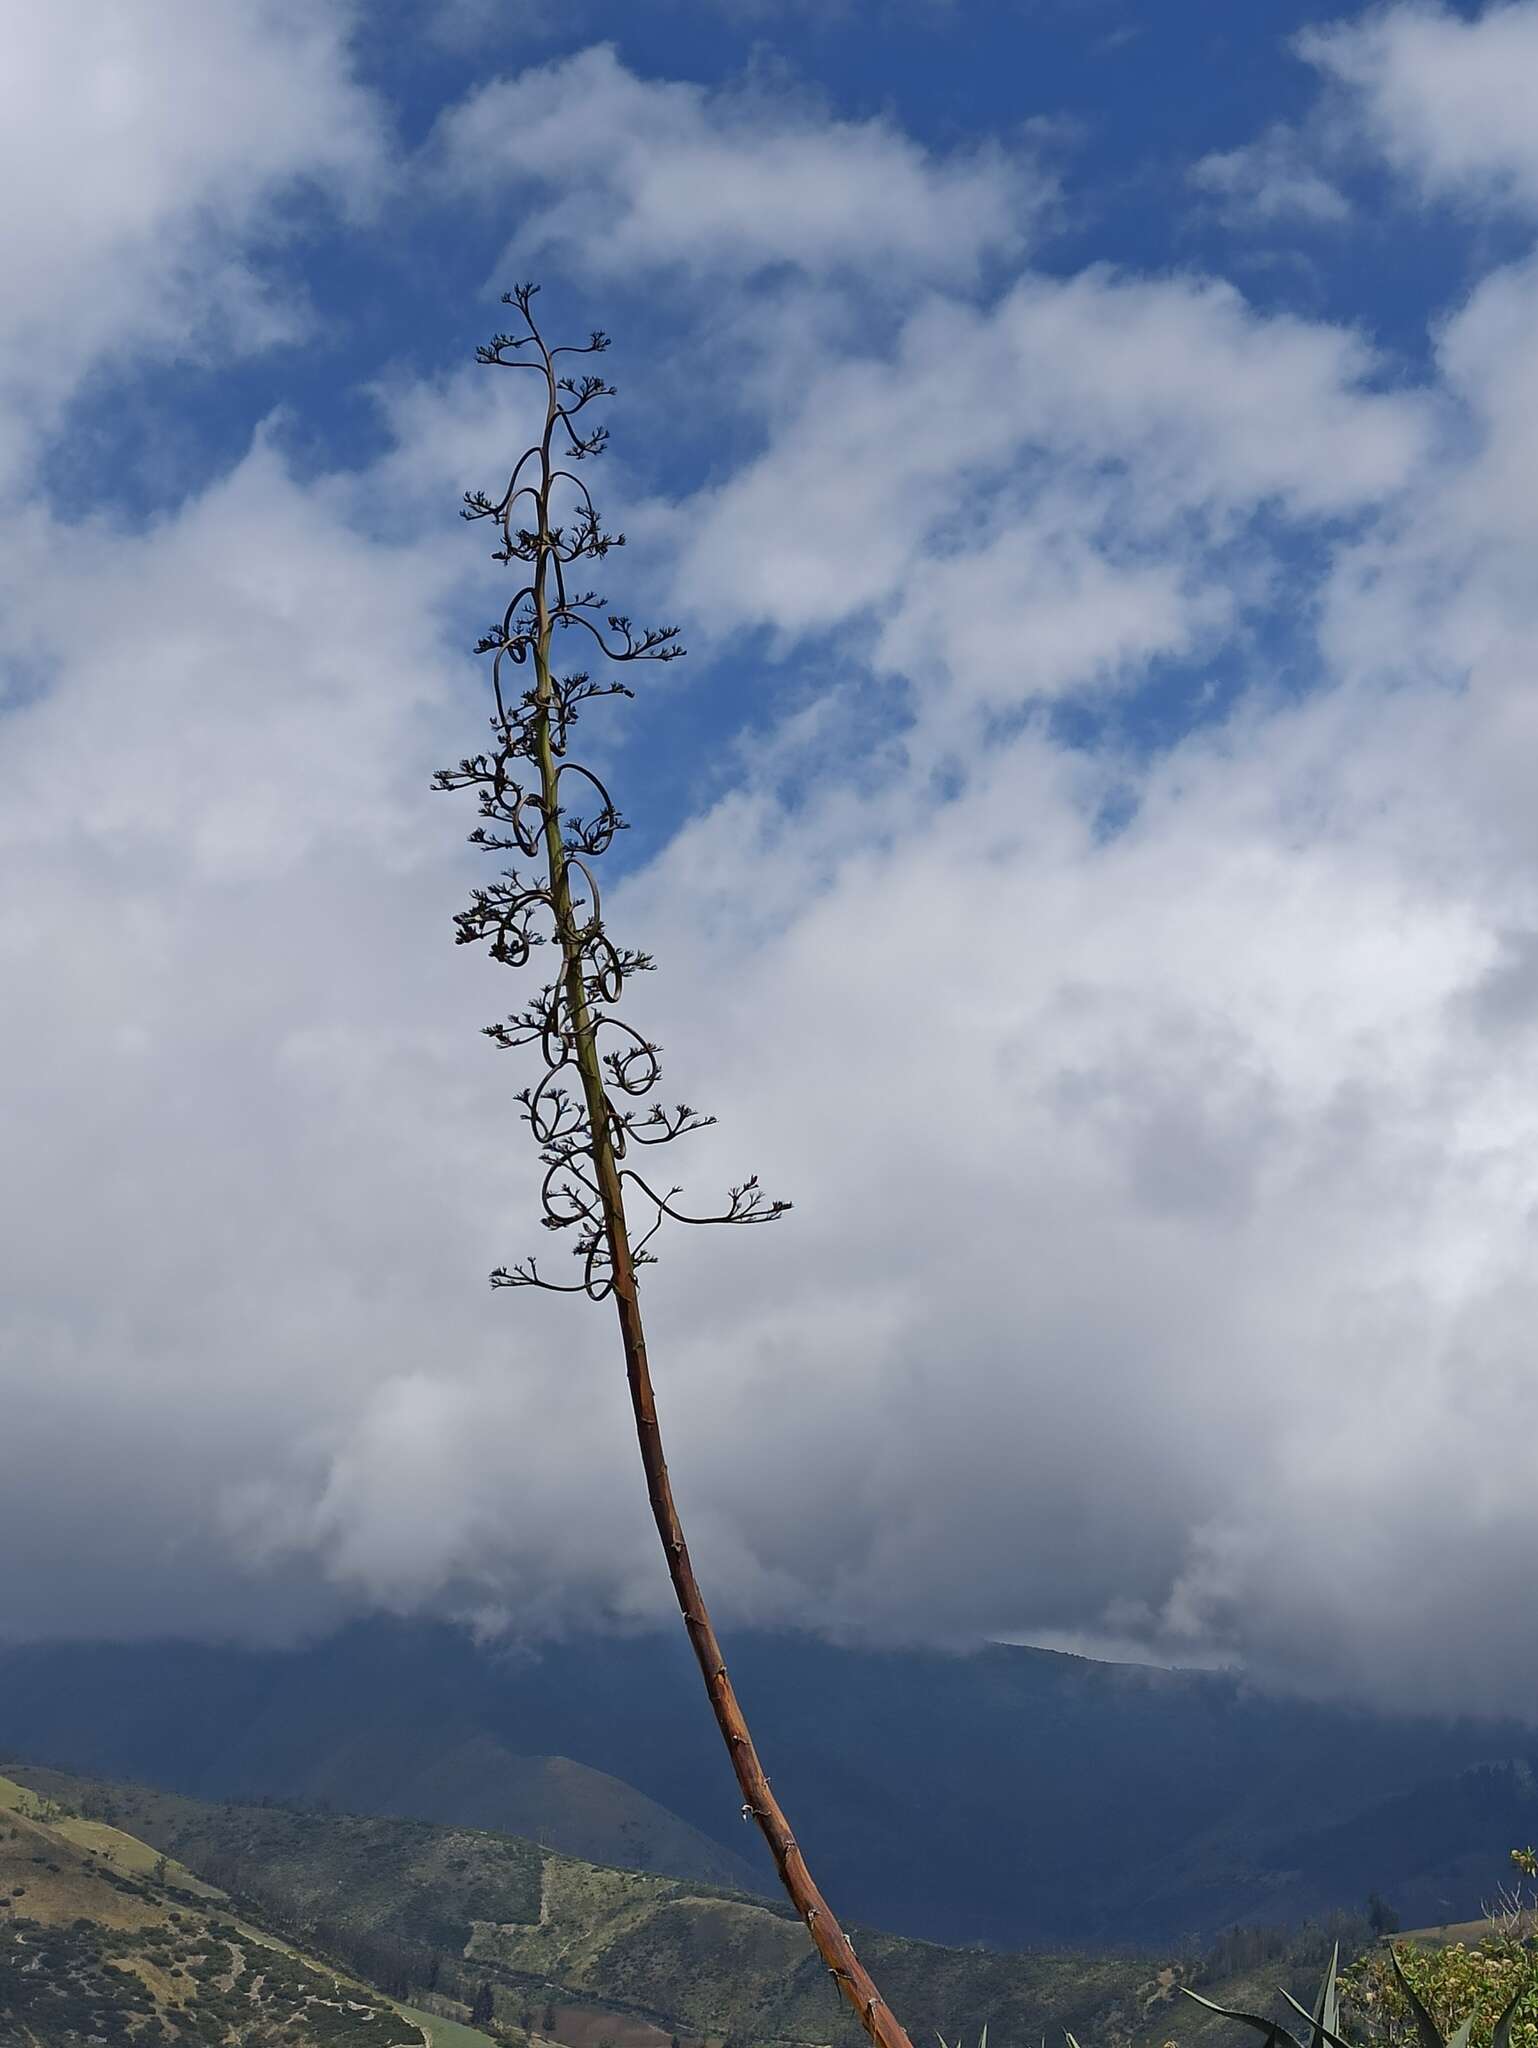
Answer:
440, 287, 916, 2048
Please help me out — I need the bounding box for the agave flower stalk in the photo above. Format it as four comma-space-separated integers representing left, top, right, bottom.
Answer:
436, 285, 916, 2048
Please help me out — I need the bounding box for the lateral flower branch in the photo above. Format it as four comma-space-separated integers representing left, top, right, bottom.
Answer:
435, 285, 916, 2048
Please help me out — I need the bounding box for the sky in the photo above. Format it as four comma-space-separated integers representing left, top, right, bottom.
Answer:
3, 0, 1538, 1717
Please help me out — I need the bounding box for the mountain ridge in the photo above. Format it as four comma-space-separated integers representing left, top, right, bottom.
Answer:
1, 1620, 1531, 1945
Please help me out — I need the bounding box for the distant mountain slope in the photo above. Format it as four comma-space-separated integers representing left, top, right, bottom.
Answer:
0, 1621, 1531, 1945
391, 1739, 764, 1893
0, 1764, 1208, 2048
0, 1632, 763, 1898
0, 1769, 470, 2048
1260, 1759, 1538, 1931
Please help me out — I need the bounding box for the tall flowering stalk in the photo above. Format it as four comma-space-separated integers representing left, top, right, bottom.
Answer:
435, 285, 916, 2048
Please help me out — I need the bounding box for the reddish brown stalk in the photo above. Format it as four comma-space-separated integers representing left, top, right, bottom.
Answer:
597, 1181, 915, 2048
530, 381, 914, 2048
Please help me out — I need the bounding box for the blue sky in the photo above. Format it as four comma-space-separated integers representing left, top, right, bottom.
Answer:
4, 0, 1538, 1717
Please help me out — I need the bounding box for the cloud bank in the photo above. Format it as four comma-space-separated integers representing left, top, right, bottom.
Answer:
3, 5, 1538, 1717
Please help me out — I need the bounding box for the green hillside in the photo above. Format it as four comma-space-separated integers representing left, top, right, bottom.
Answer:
0, 1770, 497, 2048
2, 1763, 1373, 2048
372, 1740, 766, 1896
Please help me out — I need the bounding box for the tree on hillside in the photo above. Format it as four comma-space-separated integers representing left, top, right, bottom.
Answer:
1366, 1893, 1399, 1938
472, 1981, 496, 2027
436, 284, 915, 2048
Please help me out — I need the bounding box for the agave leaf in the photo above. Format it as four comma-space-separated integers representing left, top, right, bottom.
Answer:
1314, 1943, 1340, 2048
1277, 1983, 1354, 2048
1180, 1986, 1301, 2048
1389, 1945, 1447, 2048
1444, 2020, 1472, 2048
1492, 1973, 1530, 2048
1064, 2032, 1083, 2048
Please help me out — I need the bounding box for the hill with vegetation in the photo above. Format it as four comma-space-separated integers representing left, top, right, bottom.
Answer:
0, 1770, 494, 2048
15, 1759, 1533, 2048
2, 1762, 1384, 2048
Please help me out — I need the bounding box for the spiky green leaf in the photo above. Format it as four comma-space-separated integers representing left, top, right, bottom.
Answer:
1180, 1986, 1300, 2048
1492, 1978, 1530, 2048
1389, 1945, 1448, 2048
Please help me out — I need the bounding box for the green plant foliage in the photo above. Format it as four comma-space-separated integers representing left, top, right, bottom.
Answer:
1339, 1935, 1537, 2048
1179, 1855, 1538, 2048
1334, 1850, 1538, 2048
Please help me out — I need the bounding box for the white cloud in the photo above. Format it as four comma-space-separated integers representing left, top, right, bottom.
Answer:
1191, 122, 1352, 225
1303, 0, 1538, 214
0, 0, 385, 487
596, 527, 1538, 1709
431, 45, 1045, 287
672, 268, 1427, 723
0, 438, 491, 1640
